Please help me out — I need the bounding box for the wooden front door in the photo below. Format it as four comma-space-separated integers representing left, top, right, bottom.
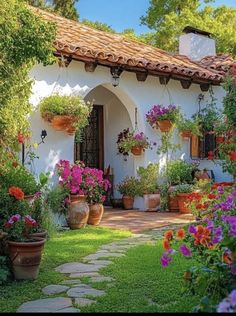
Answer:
74, 105, 104, 170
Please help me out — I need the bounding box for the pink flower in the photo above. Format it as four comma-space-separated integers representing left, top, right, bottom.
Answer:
179, 244, 192, 257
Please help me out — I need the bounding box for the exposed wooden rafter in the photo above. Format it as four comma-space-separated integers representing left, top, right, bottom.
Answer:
200, 83, 210, 92
136, 72, 148, 82
57, 55, 72, 68
159, 76, 170, 85
84, 62, 97, 72
180, 80, 192, 89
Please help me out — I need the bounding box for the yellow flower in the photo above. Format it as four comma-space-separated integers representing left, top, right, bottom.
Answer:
33, 143, 38, 149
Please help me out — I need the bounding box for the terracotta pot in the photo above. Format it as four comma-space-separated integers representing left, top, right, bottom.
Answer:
216, 136, 225, 143
122, 195, 134, 210
68, 195, 89, 229
41, 111, 54, 123
229, 152, 236, 161
88, 204, 104, 225
157, 120, 173, 133
168, 195, 179, 212
177, 193, 191, 214
181, 130, 192, 139
51, 115, 76, 135
143, 193, 160, 211
131, 145, 143, 156
30, 230, 47, 239
7, 237, 45, 280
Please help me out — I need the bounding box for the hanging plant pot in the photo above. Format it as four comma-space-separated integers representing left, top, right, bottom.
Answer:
229, 152, 236, 161
131, 145, 143, 156
157, 120, 173, 133
216, 136, 225, 144
41, 111, 54, 123
51, 115, 77, 135
181, 130, 192, 139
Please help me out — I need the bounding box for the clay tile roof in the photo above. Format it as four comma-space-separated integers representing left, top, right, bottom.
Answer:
199, 54, 236, 74
31, 6, 224, 85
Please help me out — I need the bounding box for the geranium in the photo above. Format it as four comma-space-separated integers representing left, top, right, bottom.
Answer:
8, 186, 24, 200
146, 104, 180, 128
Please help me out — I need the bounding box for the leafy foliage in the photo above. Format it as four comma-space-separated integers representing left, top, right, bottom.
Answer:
0, 0, 56, 155
166, 159, 194, 185
137, 163, 159, 195
117, 176, 140, 197
0, 256, 10, 285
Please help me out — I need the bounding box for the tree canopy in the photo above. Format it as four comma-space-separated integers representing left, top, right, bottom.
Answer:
141, 0, 236, 55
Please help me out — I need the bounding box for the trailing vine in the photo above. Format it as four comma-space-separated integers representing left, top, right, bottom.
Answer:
0, 0, 56, 155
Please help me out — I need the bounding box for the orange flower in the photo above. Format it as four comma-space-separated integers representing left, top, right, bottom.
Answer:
223, 252, 233, 265
162, 239, 171, 251
176, 228, 185, 239
196, 225, 204, 234
9, 186, 24, 200
12, 161, 18, 168
164, 230, 174, 240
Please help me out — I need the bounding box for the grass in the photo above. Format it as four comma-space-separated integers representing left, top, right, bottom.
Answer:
0, 226, 131, 313
79, 241, 200, 313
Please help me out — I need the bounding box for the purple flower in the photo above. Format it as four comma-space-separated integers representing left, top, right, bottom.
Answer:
206, 219, 214, 229
188, 225, 197, 234
179, 244, 192, 257
34, 191, 42, 199
217, 300, 233, 313
230, 266, 236, 276
160, 253, 172, 267
218, 186, 225, 194
229, 290, 236, 306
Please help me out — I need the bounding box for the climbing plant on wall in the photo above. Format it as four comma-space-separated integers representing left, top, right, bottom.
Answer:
0, 0, 56, 156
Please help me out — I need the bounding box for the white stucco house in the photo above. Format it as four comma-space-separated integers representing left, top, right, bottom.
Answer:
28, 7, 235, 209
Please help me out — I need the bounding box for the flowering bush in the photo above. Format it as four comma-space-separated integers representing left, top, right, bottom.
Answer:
4, 214, 38, 242
160, 184, 236, 312
146, 104, 180, 128
117, 130, 153, 155
8, 187, 24, 200
56, 160, 111, 204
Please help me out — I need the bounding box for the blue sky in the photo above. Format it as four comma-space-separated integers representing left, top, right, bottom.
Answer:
76, 0, 236, 34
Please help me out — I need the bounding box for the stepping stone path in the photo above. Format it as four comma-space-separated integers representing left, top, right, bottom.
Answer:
16, 223, 186, 313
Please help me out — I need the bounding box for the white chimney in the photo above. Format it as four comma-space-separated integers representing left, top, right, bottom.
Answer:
179, 26, 216, 61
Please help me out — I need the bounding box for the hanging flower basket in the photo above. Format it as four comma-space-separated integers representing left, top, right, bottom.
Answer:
40, 94, 92, 136
229, 151, 236, 161
131, 145, 144, 156
157, 120, 173, 133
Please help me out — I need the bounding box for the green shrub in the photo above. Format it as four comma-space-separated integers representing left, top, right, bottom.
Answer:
117, 176, 140, 197
137, 163, 159, 195
166, 160, 193, 185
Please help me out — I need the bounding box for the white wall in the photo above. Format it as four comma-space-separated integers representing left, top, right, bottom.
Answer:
28, 59, 233, 204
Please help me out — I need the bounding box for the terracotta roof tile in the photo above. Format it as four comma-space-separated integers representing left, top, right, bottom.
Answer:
199, 54, 236, 74
31, 6, 225, 85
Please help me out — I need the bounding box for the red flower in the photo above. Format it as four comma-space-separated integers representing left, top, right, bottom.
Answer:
9, 186, 24, 200
164, 230, 174, 241
176, 229, 185, 239
12, 161, 18, 168
208, 193, 216, 200
163, 239, 171, 251
17, 133, 25, 144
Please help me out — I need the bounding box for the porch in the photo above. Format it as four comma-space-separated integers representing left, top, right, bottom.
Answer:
100, 208, 194, 233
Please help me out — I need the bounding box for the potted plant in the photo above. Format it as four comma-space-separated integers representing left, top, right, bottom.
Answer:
172, 184, 194, 214
56, 160, 90, 229
117, 176, 140, 210
176, 115, 201, 139
146, 104, 180, 132
40, 94, 92, 137
117, 130, 151, 156
85, 167, 111, 226
3, 214, 45, 280
137, 163, 160, 211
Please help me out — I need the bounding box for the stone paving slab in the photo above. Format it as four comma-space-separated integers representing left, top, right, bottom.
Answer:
67, 285, 106, 298
87, 260, 113, 266
74, 298, 96, 307
42, 285, 69, 295
83, 252, 125, 261
61, 279, 82, 285
55, 262, 105, 274
17, 297, 73, 313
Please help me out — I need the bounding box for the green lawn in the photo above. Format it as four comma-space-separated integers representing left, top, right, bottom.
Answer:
0, 226, 131, 313
79, 241, 200, 313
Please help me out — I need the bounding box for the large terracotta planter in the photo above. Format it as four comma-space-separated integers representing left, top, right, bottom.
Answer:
122, 195, 134, 210
181, 130, 192, 139
157, 120, 173, 133
7, 237, 45, 280
143, 193, 160, 211
88, 204, 104, 225
68, 195, 89, 229
168, 195, 179, 212
43, 114, 76, 135
177, 193, 191, 214
131, 145, 143, 156
30, 230, 48, 239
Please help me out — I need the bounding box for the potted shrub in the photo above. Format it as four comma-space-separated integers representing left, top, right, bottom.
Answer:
117, 176, 140, 210
176, 116, 201, 139
40, 94, 92, 137
173, 184, 194, 214
3, 214, 45, 280
146, 104, 180, 132
137, 163, 160, 211
85, 168, 111, 226
117, 130, 151, 156
56, 160, 90, 229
